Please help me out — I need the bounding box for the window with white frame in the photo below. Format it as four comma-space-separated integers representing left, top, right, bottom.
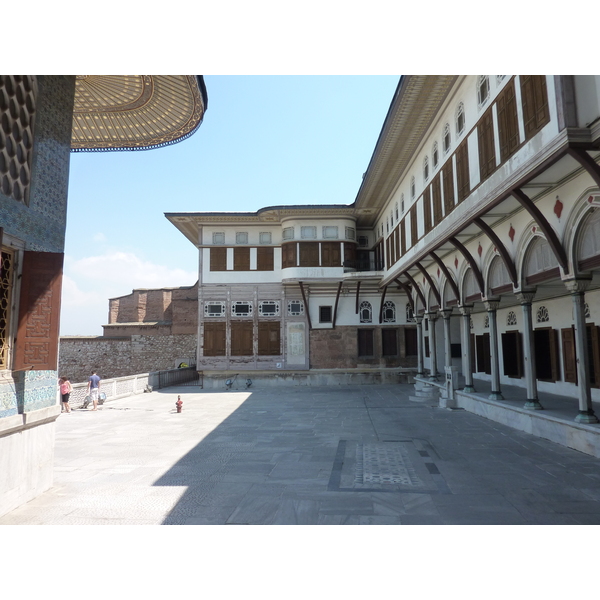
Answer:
236, 231, 248, 244
231, 301, 253, 317
282, 227, 294, 240
212, 232, 225, 245
259, 232, 272, 244
359, 301, 372, 323
390, 210, 394, 226
322, 226, 338, 239
406, 303, 415, 323
382, 300, 396, 323
395, 202, 399, 220
401, 193, 405, 213
288, 300, 304, 316
433, 141, 439, 168
456, 102, 465, 136
204, 301, 225, 317
423, 155, 429, 181
301, 225, 316, 239
496, 75, 505, 84
410, 176, 416, 199
259, 300, 280, 317
386, 218, 389, 234
345, 226, 356, 240
477, 76, 490, 107
358, 236, 369, 248
443, 123, 451, 153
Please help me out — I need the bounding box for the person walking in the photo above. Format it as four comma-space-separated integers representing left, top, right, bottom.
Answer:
87, 371, 101, 411
59, 376, 73, 413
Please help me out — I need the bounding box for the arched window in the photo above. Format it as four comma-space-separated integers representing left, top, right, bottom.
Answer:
359, 301, 372, 323
432, 141, 439, 168
386, 218, 389, 234
456, 102, 465, 136
401, 193, 405, 214
406, 303, 415, 323
382, 301, 396, 323
477, 76, 490, 107
443, 123, 451, 153
411, 176, 416, 199
390, 210, 394, 226
423, 155, 429, 181
395, 202, 399, 220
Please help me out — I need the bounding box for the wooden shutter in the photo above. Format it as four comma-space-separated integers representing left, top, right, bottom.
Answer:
395, 226, 400, 260
424, 336, 430, 358
234, 247, 250, 271
299, 242, 319, 267
478, 106, 496, 181
470, 332, 476, 375
282, 243, 297, 268
382, 328, 398, 356
321, 242, 341, 267
14, 251, 63, 371
587, 324, 600, 388
423, 188, 432, 234
521, 75, 550, 140
210, 247, 227, 271
231, 321, 253, 355
258, 321, 280, 355
455, 139, 470, 202
410, 204, 418, 246
400, 219, 406, 255
344, 243, 356, 267
497, 78, 520, 162
561, 327, 577, 383
432, 174, 442, 226
442, 160, 455, 215
256, 247, 274, 271
502, 331, 523, 378
203, 321, 226, 356
404, 327, 418, 356
358, 328, 374, 357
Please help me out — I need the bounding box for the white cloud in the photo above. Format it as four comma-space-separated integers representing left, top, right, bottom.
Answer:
60, 251, 197, 336
92, 232, 107, 242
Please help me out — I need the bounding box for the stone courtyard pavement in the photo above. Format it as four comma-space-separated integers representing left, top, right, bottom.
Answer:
2, 383, 600, 525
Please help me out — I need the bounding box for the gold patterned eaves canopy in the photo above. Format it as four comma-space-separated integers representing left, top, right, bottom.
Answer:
71, 75, 207, 151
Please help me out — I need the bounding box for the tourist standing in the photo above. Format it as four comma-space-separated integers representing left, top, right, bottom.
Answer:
59, 377, 73, 413
87, 371, 101, 411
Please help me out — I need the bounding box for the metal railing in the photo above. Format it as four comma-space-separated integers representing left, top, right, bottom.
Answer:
157, 366, 200, 389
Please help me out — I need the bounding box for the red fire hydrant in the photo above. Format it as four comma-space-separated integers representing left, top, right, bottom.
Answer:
176, 395, 183, 413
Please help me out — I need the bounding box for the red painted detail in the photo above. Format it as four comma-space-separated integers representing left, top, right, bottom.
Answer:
454, 256, 459, 269
494, 246, 497, 253
508, 225, 515, 242
422, 277, 426, 285
589, 196, 594, 203
477, 243, 483, 257
554, 197, 563, 219
437, 268, 440, 278
532, 226, 537, 233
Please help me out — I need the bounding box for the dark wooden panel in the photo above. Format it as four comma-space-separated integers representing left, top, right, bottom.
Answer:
456, 139, 470, 202
231, 321, 253, 356
478, 105, 496, 181
299, 242, 319, 267
14, 251, 63, 371
234, 247, 250, 271
203, 321, 226, 356
258, 321, 280, 355
497, 78, 519, 162
256, 246, 274, 271
442, 160, 455, 215
358, 328, 374, 357
210, 247, 227, 271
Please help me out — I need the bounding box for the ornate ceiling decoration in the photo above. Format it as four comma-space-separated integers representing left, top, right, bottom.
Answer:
71, 75, 207, 151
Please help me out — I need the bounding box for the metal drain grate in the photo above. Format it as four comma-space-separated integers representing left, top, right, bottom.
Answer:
356, 443, 423, 487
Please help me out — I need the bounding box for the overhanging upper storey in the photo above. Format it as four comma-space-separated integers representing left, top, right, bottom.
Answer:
353, 75, 459, 227
71, 75, 207, 151
166, 204, 357, 247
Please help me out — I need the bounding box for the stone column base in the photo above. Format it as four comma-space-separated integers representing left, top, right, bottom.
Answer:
524, 400, 544, 410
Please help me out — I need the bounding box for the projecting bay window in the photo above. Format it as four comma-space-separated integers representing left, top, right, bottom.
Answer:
299, 242, 319, 267
282, 243, 297, 268
520, 75, 550, 141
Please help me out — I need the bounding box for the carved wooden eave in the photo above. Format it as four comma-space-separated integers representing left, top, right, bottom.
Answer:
353, 75, 459, 226
71, 75, 207, 151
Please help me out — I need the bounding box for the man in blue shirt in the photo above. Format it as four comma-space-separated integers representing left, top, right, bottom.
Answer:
87, 371, 101, 411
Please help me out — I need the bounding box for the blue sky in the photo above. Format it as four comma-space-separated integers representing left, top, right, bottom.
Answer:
60, 76, 400, 335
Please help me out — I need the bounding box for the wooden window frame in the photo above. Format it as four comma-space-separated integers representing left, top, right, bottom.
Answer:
478, 105, 496, 181
230, 321, 254, 356
382, 328, 398, 357
299, 242, 319, 267
203, 321, 226, 357
256, 246, 274, 271
321, 242, 341, 267
358, 328, 375, 358
442, 160, 455, 216
258, 321, 281, 356
233, 247, 250, 271
210, 246, 227, 271
455, 138, 470, 202
521, 75, 550, 141
497, 78, 520, 163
